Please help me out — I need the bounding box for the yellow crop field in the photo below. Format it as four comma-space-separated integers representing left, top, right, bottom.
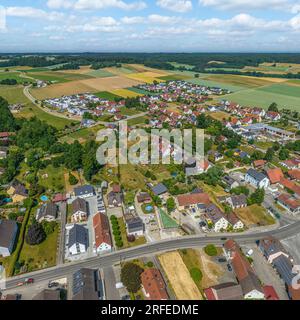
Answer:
109, 89, 143, 98
125, 71, 166, 83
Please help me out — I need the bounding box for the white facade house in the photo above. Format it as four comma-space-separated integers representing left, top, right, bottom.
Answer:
245, 169, 270, 189
244, 290, 265, 300
213, 217, 229, 232
74, 185, 95, 199
67, 224, 88, 256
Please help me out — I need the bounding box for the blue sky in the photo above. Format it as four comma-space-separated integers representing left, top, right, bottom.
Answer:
0, 0, 300, 52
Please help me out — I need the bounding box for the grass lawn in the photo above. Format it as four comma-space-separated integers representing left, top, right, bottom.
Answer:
59, 124, 104, 144
38, 164, 66, 192
94, 91, 121, 100
126, 87, 157, 96
235, 204, 276, 227
127, 116, 148, 126
119, 107, 141, 116
0, 85, 29, 104
120, 164, 146, 191
254, 141, 275, 150
179, 249, 203, 294
18, 224, 59, 272
159, 208, 178, 229
118, 218, 146, 249
187, 77, 245, 92
209, 111, 231, 121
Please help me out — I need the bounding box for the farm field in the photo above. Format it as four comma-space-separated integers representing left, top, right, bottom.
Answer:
94, 91, 122, 100
125, 71, 167, 83
187, 77, 246, 92
159, 73, 192, 81
169, 62, 195, 70
110, 88, 143, 98
59, 124, 105, 144
86, 69, 116, 78
222, 87, 300, 110
158, 251, 203, 300
0, 72, 31, 83
257, 83, 300, 98
26, 70, 93, 83
126, 87, 156, 96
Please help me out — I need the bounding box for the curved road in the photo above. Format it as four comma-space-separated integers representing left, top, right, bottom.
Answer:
3, 220, 300, 290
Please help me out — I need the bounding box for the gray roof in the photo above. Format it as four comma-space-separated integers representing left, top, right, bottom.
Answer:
33, 289, 60, 300
230, 194, 247, 207
246, 168, 268, 183
74, 185, 94, 197
72, 268, 103, 300
126, 216, 144, 233
68, 224, 88, 248
223, 175, 237, 187
209, 282, 243, 300
259, 237, 288, 258
36, 202, 58, 221
0, 219, 17, 249
205, 204, 224, 223
272, 255, 294, 286
72, 198, 88, 214
152, 183, 168, 196
239, 272, 263, 296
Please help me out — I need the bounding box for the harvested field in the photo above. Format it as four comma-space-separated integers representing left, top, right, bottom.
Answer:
158, 251, 203, 300
31, 75, 142, 99
125, 71, 166, 83
209, 111, 231, 121
124, 64, 170, 75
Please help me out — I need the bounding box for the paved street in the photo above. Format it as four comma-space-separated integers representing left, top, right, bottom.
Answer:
3, 220, 300, 292
57, 201, 67, 265
102, 267, 120, 300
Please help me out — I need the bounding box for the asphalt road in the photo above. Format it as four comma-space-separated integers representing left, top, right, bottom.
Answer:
3, 220, 300, 291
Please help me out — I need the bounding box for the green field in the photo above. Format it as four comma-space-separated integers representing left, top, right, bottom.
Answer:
169, 62, 195, 70
222, 87, 300, 110
87, 69, 116, 78
257, 83, 300, 98
25, 71, 93, 83
59, 124, 105, 143
127, 87, 157, 96
94, 91, 122, 100
187, 77, 245, 92
0, 72, 31, 83
159, 74, 192, 81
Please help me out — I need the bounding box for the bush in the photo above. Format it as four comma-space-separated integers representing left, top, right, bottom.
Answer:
190, 268, 203, 282
204, 244, 218, 256
146, 261, 154, 268
127, 235, 136, 242
116, 240, 123, 248
121, 262, 144, 293
42, 221, 57, 236
26, 222, 46, 245
113, 230, 121, 236
69, 172, 79, 185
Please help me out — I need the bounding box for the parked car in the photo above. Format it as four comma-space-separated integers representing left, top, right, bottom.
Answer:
218, 258, 226, 263
227, 264, 233, 272
48, 281, 59, 288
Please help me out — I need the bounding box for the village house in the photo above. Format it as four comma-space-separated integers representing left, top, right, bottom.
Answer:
253, 160, 267, 169
74, 185, 95, 199
68, 224, 89, 256
288, 170, 300, 181
280, 159, 300, 170
279, 178, 300, 197
176, 192, 210, 212
204, 204, 229, 232
137, 192, 152, 204
93, 213, 112, 254
277, 193, 300, 215
36, 202, 58, 223
71, 198, 88, 223
222, 175, 239, 191
0, 219, 18, 257
227, 212, 244, 230
259, 236, 291, 264
7, 180, 28, 203
226, 194, 248, 209
204, 282, 244, 300
245, 168, 270, 189
141, 268, 169, 300
124, 207, 145, 237
265, 111, 281, 122
107, 184, 123, 208
266, 168, 284, 185
224, 240, 265, 300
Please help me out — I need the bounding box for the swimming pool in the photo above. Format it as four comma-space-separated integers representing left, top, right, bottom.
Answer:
40, 195, 48, 202
145, 205, 154, 212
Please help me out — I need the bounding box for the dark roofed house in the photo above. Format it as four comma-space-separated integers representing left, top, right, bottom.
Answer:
74, 185, 95, 199
227, 194, 247, 209
72, 268, 104, 300
259, 236, 290, 263
0, 219, 18, 257
222, 175, 239, 190
36, 202, 58, 223
108, 191, 122, 208
152, 183, 168, 196
204, 282, 244, 300
245, 168, 270, 189
71, 198, 88, 223
124, 214, 145, 237
137, 192, 152, 203
272, 255, 295, 287
33, 289, 60, 300
68, 224, 88, 256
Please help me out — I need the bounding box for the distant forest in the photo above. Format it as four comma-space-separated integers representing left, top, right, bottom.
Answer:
1, 53, 300, 78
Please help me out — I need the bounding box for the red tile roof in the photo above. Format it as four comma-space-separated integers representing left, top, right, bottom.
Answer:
141, 269, 168, 300
278, 193, 300, 210
266, 168, 284, 184
253, 160, 266, 168
288, 170, 300, 181
280, 178, 300, 196
177, 193, 210, 207
112, 184, 121, 193
93, 213, 112, 248
263, 285, 279, 300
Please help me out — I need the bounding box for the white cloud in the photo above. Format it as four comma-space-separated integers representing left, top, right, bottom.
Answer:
74, 0, 147, 10
148, 14, 181, 24
199, 0, 298, 12
6, 6, 64, 21
47, 0, 74, 9
49, 35, 66, 40
156, 0, 192, 13
121, 16, 144, 24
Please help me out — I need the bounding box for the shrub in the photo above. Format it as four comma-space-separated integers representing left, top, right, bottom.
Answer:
26, 222, 46, 245
204, 244, 218, 256
190, 267, 203, 282
69, 172, 79, 186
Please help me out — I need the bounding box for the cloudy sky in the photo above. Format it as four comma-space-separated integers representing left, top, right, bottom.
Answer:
0, 0, 300, 52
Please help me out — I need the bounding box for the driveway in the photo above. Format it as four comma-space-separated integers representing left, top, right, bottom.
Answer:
103, 267, 120, 300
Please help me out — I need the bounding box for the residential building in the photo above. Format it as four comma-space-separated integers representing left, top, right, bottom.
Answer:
227, 212, 245, 230
107, 191, 122, 208
205, 204, 229, 232
71, 198, 88, 223
222, 175, 239, 191
266, 168, 284, 185
74, 185, 95, 199
253, 160, 267, 169
288, 170, 300, 181
72, 268, 104, 300
245, 168, 270, 189
204, 282, 244, 300
141, 268, 169, 300
124, 209, 145, 236
137, 192, 152, 204
151, 183, 168, 196
68, 224, 88, 255
224, 240, 265, 300
7, 180, 28, 203
0, 219, 18, 257
176, 192, 210, 211
277, 193, 300, 215
226, 194, 247, 209
263, 286, 280, 300
93, 213, 112, 254
259, 236, 290, 264
36, 202, 58, 223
